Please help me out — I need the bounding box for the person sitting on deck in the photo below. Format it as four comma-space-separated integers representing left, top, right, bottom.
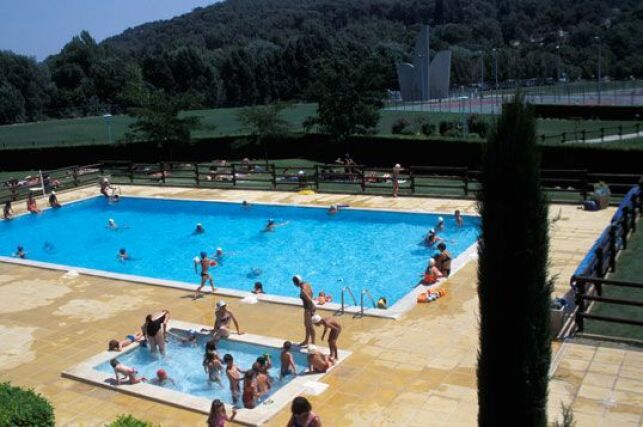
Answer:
48, 191, 61, 208
27, 192, 40, 214
434, 243, 452, 277
3, 201, 13, 220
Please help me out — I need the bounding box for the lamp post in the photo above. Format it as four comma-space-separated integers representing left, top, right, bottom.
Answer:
594, 36, 602, 105
103, 113, 113, 144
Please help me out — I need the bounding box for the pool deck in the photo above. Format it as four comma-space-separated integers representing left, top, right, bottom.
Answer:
1, 185, 641, 426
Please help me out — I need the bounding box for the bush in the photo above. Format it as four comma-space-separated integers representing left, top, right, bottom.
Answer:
439, 120, 455, 135
467, 114, 489, 138
0, 382, 55, 426
421, 122, 436, 136
107, 414, 154, 427
391, 118, 412, 135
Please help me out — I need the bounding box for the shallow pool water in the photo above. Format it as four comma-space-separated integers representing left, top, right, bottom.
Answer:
0, 196, 479, 305
95, 332, 308, 404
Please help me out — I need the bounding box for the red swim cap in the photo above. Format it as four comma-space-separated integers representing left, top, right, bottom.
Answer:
157, 369, 167, 379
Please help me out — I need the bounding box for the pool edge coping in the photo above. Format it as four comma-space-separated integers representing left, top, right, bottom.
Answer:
61, 319, 352, 427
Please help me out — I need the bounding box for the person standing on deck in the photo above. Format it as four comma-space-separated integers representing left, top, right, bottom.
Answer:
194, 251, 216, 300
293, 275, 316, 347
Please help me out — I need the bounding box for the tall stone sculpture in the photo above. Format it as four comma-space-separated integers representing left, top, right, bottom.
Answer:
396, 25, 451, 101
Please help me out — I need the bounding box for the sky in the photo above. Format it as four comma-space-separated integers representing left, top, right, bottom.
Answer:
0, 0, 219, 61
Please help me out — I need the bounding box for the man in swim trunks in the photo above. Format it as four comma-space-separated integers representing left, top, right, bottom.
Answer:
224, 353, 244, 404
194, 251, 216, 300
306, 345, 333, 373
311, 314, 342, 362
293, 275, 316, 347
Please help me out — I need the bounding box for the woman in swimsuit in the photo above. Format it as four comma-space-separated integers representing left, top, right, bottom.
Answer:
143, 310, 170, 355
287, 396, 321, 427
293, 275, 316, 347
212, 301, 242, 341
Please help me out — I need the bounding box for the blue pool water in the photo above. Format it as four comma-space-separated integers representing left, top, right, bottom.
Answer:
96, 331, 308, 403
0, 196, 479, 305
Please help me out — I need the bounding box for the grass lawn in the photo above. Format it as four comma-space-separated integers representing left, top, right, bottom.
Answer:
585, 223, 643, 341
1, 102, 641, 149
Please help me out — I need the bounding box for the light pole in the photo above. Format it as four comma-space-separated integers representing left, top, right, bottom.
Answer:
103, 113, 113, 144
594, 36, 602, 105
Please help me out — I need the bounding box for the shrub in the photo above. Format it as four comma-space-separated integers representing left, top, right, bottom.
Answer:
439, 120, 454, 135
467, 114, 489, 138
421, 122, 436, 136
107, 414, 154, 427
391, 118, 411, 135
0, 382, 55, 426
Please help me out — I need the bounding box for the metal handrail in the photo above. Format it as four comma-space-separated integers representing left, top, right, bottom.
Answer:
339, 286, 357, 315
360, 288, 377, 317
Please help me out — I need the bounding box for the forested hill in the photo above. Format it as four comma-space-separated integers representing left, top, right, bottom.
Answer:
1, 0, 642, 124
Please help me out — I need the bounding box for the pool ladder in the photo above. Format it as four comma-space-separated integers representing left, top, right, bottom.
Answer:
338, 286, 377, 318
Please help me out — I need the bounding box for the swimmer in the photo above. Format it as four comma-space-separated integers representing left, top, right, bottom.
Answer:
167, 329, 198, 346
117, 248, 130, 262
311, 314, 342, 361
455, 209, 464, 227
242, 370, 259, 409
203, 352, 224, 385
328, 205, 338, 215
241, 200, 250, 209
48, 191, 61, 208
26, 192, 40, 214
43, 242, 55, 254
108, 332, 145, 352
377, 297, 388, 309
247, 267, 263, 279
107, 218, 117, 229
110, 359, 146, 385
109, 194, 120, 204
3, 201, 13, 220
263, 218, 288, 232
424, 228, 442, 246
205, 338, 218, 356
314, 291, 332, 305
252, 281, 265, 294
213, 247, 224, 262
436, 216, 445, 231
14, 245, 26, 259
253, 355, 272, 376
194, 251, 216, 300
435, 243, 452, 277
224, 354, 244, 404
194, 223, 205, 234
280, 341, 297, 379
306, 345, 333, 373
150, 368, 175, 386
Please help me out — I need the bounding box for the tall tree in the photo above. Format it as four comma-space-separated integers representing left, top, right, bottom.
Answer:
306, 56, 386, 141
124, 91, 204, 160
236, 103, 290, 164
476, 95, 551, 426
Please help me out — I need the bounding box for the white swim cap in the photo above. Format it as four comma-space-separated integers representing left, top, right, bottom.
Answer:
307, 344, 318, 353
197, 223, 202, 227
51, 191, 56, 195
216, 300, 227, 310
216, 247, 223, 252
394, 163, 401, 168
430, 228, 435, 233
311, 314, 322, 324
108, 218, 115, 224
193, 256, 200, 263
438, 217, 444, 222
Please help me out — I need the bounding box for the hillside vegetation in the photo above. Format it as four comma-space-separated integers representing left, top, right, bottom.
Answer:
1, 0, 642, 124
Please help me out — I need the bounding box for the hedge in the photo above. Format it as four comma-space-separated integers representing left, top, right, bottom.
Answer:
0, 382, 55, 426
107, 414, 154, 427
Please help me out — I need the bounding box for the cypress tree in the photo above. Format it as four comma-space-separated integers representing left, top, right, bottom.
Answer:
477, 95, 552, 426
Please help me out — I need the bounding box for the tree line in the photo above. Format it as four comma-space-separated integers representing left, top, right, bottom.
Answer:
1, 0, 642, 124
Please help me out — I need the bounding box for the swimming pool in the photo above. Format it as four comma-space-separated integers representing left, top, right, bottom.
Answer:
95, 329, 308, 403
0, 196, 479, 308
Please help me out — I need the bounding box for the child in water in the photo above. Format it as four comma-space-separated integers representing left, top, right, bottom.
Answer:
224, 354, 244, 404
203, 352, 223, 386
280, 341, 297, 379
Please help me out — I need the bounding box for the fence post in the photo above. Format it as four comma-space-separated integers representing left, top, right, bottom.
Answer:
574, 279, 586, 332
608, 225, 617, 273
232, 164, 237, 187
594, 247, 604, 277
600, 128, 604, 142
580, 169, 588, 201
360, 167, 366, 192
194, 164, 200, 187
630, 196, 637, 232
581, 129, 586, 142
271, 164, 277, 190
561, 132, 566, 143
618, 125, 623, 140
160, 162, 166, 184
622, 206, 630, 250
409, 167, 415, 195
314, 165, 320, 191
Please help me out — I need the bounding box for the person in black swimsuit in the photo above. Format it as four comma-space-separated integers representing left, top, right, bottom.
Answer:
293, 275, 316, 347
143, 310, 170, 355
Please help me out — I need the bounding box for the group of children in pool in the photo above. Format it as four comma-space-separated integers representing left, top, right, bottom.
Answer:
419, 211, 463, 285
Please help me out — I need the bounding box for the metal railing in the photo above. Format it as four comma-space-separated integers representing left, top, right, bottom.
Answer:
338, 286, 358, 316
359, 288, 378, 318
539, 122, 642, 144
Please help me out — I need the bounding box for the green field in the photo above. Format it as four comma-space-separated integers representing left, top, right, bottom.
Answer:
0, 103, 640, 149
585, 225, 643, 341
